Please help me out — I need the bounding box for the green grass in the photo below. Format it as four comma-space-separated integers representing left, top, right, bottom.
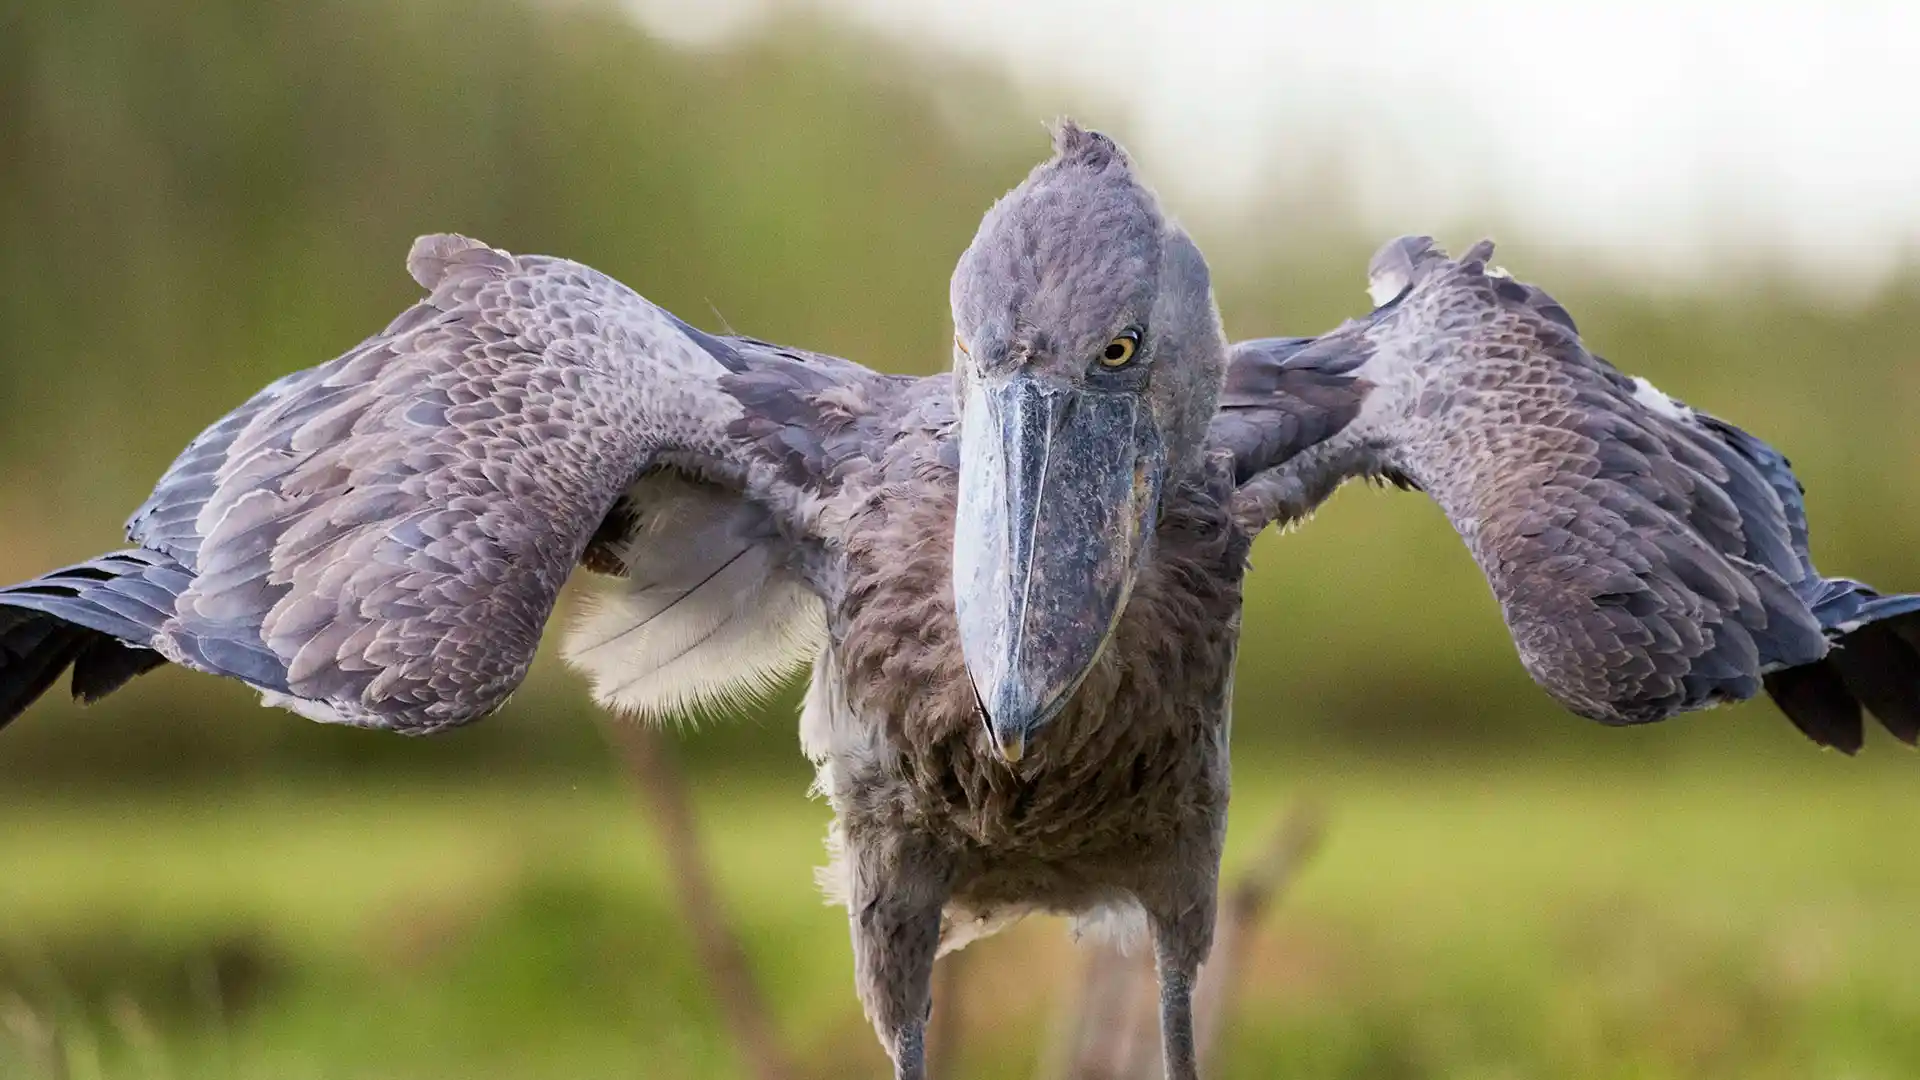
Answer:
1, 758, 1916, 1079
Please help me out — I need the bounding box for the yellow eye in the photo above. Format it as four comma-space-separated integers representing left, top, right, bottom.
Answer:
1100, 331, 1139, 367
954, 333, 971, 358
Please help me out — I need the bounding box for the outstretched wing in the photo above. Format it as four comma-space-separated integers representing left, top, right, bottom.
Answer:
73, 234, 904, 732
1214, 236, 1920, 748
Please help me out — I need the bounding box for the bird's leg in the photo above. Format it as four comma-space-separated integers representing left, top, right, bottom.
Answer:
891, 1021, 928, 1080
1144, 838, 1222, 1080
1154, 953, 1200, 1080
845, 826, 953, 1080
854, 893, 945, 1080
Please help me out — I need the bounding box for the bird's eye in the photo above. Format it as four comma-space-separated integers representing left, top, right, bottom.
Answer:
1100, 330, 1140, 368
953, 333, 971, 358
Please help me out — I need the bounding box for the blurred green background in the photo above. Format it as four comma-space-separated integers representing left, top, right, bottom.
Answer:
2, 0, 1917, 1077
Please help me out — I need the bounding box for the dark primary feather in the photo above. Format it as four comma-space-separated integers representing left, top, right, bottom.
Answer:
1219, 236, 1920, 748
0, 612, 91, 723
0, 551, 181, 727
0, 235, 888, 733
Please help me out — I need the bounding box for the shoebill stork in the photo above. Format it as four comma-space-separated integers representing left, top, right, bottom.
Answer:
2, 123, 1916, 1079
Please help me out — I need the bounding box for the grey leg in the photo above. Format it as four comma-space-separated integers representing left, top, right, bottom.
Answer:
846, 828, 952, 1080
1153, 944, 1201, 1080
1144, 841, 1221, 1080
891, 1018, 929, 1080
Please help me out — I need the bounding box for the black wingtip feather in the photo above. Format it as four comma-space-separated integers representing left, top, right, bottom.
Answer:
1759, 588, 1920, 752
70, 636, 166, 705
0, 550, 188, 727
1764, 663, 1864, 754
1825, 614, 1920, 746
0, 614, 91, 730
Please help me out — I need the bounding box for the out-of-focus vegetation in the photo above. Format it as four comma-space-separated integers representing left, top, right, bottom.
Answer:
1, 0, 1916, 1076
4, 762, 1919, 1079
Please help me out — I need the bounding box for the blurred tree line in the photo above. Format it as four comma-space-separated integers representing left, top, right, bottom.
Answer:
2, 0, 1917, 787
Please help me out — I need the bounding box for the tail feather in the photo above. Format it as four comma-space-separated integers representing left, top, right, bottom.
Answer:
0, 550, 181, 729
1764, 581, 1920, 752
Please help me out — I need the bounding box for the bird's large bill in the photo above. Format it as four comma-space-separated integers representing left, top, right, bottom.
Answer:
952, 372, 1166, 762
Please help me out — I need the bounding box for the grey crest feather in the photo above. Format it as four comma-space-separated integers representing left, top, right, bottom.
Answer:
1048, 117, 1128, 170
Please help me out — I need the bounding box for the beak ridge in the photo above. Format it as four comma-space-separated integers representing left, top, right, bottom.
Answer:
952, 372, 1167, 762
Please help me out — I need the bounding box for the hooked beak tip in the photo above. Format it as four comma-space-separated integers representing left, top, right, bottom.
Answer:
970, 675, 1029, 766
995, 729, 1027, 765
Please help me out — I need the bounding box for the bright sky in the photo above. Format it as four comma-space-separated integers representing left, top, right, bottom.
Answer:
626, 0, 1920, 288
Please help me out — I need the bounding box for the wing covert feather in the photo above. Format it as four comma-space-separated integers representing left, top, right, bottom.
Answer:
1218, 240, 1845, 728
123, 235, 874, 732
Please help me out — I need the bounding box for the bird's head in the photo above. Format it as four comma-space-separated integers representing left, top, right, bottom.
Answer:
947, 120, 1227, 765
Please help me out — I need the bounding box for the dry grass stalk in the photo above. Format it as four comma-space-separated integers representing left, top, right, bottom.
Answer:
602, 720, 798, 1080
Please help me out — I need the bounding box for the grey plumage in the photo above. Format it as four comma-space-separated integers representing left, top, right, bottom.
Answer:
1, 123, 1915, 1079
29, 234, 864, 733
1217, 237, 1920, 748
